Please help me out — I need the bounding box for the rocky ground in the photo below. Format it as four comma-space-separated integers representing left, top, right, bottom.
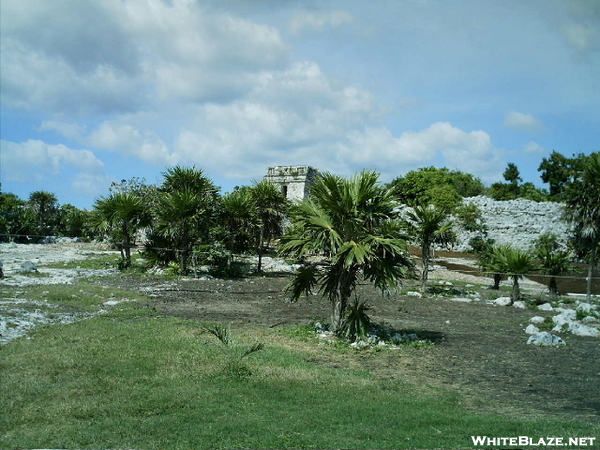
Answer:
1, 242, 599, 425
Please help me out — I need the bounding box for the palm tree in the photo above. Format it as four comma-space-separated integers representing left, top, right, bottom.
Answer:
563, 152, 600, 302
535, 246, 579, 300
405, 205, 456, 292
156, 188, 209, 274
28, 190, 58, 236
155, 166, 220, 274
93, 192, 150, 268
249, 180, 287, 273
219, 187, 257, 255
279, 170, 414, 334
486, 245, 537, 305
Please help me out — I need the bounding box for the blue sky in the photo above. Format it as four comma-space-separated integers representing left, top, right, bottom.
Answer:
1, 0, 598, 209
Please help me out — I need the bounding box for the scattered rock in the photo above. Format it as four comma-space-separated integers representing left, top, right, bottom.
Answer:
448, 297, 473, 303
525, 324, 540, 335
567, 323, 600, 337
527, 332, 566, 346
19, 261, 38, 273
492, 297, 512, 306
529, 316, 546, 324
512, 301, 526, 309
406, 291, 423, 298
537, 303, 554, 311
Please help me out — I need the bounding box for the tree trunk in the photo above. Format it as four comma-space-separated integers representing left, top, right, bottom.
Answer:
332, 272, 352, 335
510, 276, 520, 305
122, 223, 131, 268
493, 273, 502, 290
257, 225, 264, 273
586, 244, 597, 303
421, 243, 430, 293
548, 276, 559, 300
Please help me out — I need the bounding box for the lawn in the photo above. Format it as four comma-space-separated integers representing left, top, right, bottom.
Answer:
1, 288, 598, 449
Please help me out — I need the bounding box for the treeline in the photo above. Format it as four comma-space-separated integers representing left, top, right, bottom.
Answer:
0, 151, 598, 305
388, 151, 593, 209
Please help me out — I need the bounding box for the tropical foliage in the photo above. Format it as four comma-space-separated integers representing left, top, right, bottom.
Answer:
92, 192, 151, 268
483, 245, 537, 304
279, 170, 414, 334
389, 166, 484, 211
563, 151, 600, 301
405, 205, 456, 292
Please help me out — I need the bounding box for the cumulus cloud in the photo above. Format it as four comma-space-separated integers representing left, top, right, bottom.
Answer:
0, 139, 108, 194
0, 0, 289, 114
289, 9, 354, 34
503, 111, 544, 132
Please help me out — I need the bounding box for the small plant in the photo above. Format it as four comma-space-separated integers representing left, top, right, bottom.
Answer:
201, 324, 265, 378
342, 299, 373, 342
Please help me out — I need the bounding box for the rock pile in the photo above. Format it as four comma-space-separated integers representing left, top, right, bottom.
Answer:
454, 196, 571, 251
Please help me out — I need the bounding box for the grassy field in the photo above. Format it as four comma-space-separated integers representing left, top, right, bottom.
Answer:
1, 279, 599, 450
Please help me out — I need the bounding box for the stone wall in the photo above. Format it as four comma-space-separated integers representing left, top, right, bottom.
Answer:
454, 196, 571, 252
264, 166, 320, 201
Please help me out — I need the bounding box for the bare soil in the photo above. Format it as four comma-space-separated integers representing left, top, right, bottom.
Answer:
105, 271, 600, 425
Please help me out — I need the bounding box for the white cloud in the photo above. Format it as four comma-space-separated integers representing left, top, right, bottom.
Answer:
87, 121, 179, 167
0, 139, 108, 194
0, 0, 289, 113
503, 111, 544, 132
524, 141, 546, 154
290, 9, 354, 34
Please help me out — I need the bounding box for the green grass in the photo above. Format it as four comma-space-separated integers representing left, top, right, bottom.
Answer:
1, 311, 598, 449
42, 252, 121, 270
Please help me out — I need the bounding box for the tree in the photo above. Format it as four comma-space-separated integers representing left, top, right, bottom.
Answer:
249, 180, 288, 273
92, 192, 151, 268
503, 163, 522, 186
28, 190, 58, 236
154, 166, 220, 274
486, 245, 537, 304
405, 205, 456, 292
279, 170, 414, 334
563, 152, 600, 302
389, 167, 484, 211
535, 246, 579, 300
219, 187, 257, 255
0, 192, 36, 242
538, 151, 589, 200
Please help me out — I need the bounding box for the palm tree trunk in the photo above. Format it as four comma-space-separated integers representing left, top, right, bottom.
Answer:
257, 225, 264, 273
332, 272, 352, 334
122, 223, 131, 268
586, 244, 597, 303
421, 243, 430, 292
548, 276, 559, 300
510, 276, 520, 305
493, 273, 502, 290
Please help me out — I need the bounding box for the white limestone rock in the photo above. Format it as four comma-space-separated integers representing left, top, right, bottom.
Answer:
525, 324, 540, 335
527, 332, 566, 346
492, 297, 512, 306
529, 316, 546, 324
537, 303, 554, 311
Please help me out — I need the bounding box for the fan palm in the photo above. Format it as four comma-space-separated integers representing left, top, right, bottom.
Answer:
28, 190, 58, 236
279, 170, 414, 334
535, 246, 579, 300
486, 245, 537, 304
93, 192, 150, 268
249, 180, 287, 272
157, 188, 211, 274
405, 205, 456, 292
563, 152, 600, 301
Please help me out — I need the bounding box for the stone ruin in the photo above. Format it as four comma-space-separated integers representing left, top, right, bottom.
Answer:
264, 166, 320, 201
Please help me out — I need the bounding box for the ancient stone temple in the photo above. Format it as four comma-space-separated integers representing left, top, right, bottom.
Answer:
264, 166, 320, 201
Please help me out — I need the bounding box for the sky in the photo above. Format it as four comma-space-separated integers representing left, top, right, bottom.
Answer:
1, 0, 599, 209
